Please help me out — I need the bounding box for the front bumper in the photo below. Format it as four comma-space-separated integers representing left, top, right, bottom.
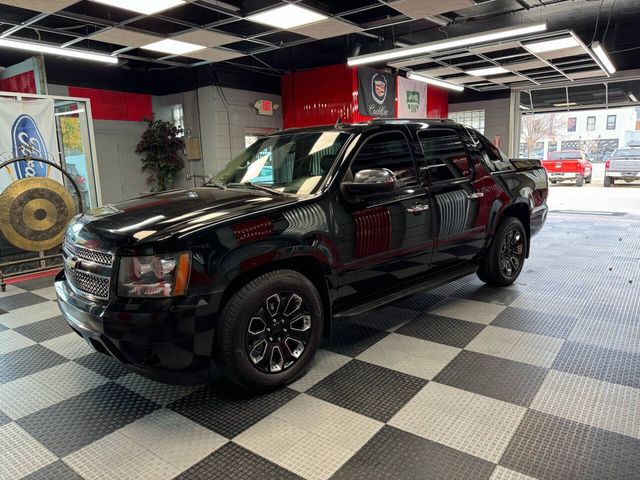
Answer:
55, 270, 222, 384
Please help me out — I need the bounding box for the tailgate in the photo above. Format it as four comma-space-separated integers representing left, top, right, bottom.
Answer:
542, 159, 580, 173
610, 158, 640, 171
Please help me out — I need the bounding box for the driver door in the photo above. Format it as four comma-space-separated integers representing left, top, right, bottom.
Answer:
334, 128, 435, 307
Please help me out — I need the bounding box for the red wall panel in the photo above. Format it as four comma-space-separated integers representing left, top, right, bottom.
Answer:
0, 71, 37, 94
68, 87, 152, 121
426, 85, 449, 118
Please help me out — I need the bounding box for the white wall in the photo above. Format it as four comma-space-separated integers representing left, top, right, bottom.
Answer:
449, 97, 511, 151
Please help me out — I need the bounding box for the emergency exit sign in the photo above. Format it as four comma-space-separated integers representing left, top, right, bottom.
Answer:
254, 99, 273, 116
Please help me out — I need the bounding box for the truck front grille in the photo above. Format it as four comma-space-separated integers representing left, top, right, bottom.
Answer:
62, 239, 114, 300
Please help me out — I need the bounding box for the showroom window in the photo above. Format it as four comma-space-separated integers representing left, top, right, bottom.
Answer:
607, 114, 617, 130
418, 128, 472, 182
172, 105, 184, 136
351, 132, 418, 188
567, 117, 577, 132
586, 116, 596, 131
448, 109, 485, 134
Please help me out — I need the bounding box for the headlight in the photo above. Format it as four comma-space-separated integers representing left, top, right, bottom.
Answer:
118, 252, 191, 298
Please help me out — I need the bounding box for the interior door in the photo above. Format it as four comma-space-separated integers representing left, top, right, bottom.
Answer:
416, 127, 485, 268
335, 129, 435, 306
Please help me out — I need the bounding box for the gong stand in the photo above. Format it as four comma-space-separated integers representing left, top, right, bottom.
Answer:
0, 156, 83, 291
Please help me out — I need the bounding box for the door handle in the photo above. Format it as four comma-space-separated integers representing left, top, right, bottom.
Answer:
406, 203, 430, 214
467, 192, 484, 199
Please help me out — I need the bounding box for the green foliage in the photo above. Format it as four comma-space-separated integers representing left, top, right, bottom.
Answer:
135, 116, 185, 191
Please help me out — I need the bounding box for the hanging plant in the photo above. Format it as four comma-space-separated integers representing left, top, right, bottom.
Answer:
135, 116, 185, 192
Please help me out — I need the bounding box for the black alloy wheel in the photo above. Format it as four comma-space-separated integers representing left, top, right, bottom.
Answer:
477, 216, 527, 287
245, 291, 312, 374
498, 228, 524, 278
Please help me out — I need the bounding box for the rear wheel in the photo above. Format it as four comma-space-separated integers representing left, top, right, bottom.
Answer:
585, 174, 592, 184
604, 176, 613, 187
550, 179, 557, 184
216, 270, 324, 391
478, 217, 527, 287
575, 175, 584, 187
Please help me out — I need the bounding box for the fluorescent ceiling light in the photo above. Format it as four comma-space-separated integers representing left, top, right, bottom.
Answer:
0, 38, 118, 64
630, 93, 638, 102
553, 102, 577, 107
347, 23, 547, 66
592, 42, 616, 74
523, 36, 580, 53
519, 105, 530, 110
55, 109, 86, 117
246, 4, 327, 29
91, 0, 185, 15
141, 39, 206, 55
407, 72, 464, 92
466, 66, 508, 76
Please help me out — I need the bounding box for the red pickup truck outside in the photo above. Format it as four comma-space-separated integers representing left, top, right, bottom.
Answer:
541, 150, 593, 187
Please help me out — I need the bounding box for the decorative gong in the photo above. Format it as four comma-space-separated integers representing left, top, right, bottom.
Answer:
0, 176, 77, 252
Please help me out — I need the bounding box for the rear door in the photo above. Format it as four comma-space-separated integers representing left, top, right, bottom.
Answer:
415, 126, 485, 268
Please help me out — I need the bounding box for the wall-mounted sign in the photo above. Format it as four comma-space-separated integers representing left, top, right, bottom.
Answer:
254, 99, 273, 116
357, 67, 396, 118
397, 76, 427, 118
0, 56, 47, 95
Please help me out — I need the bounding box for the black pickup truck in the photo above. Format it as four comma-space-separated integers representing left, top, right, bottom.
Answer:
55, 119, 548, 390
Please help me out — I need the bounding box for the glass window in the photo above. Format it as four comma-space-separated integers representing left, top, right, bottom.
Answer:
586, 116, 596, 131
567, 117, 577, 132
607, 114, 616, 130
448, 109, 485, 134
418, 128, 472, 182
172, 105, 184, 136
350, 132, 418, 188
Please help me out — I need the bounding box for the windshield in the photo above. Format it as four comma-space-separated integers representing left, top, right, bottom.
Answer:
612, 148, 640, 158
213, 131, 351, 196
549, 151, 581, 160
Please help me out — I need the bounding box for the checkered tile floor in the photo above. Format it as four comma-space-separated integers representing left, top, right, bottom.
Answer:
2, 211, 640, 480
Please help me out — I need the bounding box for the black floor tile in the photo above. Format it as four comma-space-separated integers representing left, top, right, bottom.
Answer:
18, 382, 159, 457
74, 352, 130, 380
348, 305, 418, 332
23, 460, 83, 480
491, 307, 577, 338
168, 380, 298, 438
178, 442, 302, 479
553, 340, 640, 389
321, 321, 389, 357
0, 409, 10, 426
14, 316, 72, 343
460, 285, 522, 306
500, 410, 640, 480
308, 360, 427, 422
0, 292, 49, 310
434, 350, 548, 407
396, 313, 485, 348
390, 292, 446, 313
14, 275, 56, 291
332, 426, 495, 480
0, 345, 67, 384
0, 322, 7, 331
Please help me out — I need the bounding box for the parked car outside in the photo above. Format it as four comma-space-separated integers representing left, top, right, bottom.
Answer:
56, 119, 548, 390
604, 147, 640, 187
542, 150, 592, 187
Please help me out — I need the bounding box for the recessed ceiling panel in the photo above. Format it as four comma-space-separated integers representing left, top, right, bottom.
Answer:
0, 0, 77, 12
391, 0, 475, 17
171, 29, 240, 47
566, 69, 607, 80
504, 59, 548, 72
184, 47, 245, 62
291, 18, 361, 39
90, 28, 164, 48
414, 66, 461, 77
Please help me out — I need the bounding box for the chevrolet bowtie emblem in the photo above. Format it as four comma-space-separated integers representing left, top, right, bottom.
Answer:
65, 256, 81, 270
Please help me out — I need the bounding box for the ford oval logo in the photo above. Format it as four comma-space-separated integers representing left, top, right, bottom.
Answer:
11, 114, 49, 179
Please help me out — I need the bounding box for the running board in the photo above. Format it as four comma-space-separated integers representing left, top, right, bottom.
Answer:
333, 264, 478, 319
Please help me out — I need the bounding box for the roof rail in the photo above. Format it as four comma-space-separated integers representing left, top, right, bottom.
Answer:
367, 118, 455, 125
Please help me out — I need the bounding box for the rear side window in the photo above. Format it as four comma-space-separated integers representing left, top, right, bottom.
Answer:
417, 129, 471, 182
350, 131, 418, 188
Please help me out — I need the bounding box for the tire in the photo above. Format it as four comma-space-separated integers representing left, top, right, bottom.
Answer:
477, 216, 527, 287
216, 269, 324, 391
586, 174, 592, 184
604, 176, 613, 187
575, 175, 584, 187
550, 179, 557, 184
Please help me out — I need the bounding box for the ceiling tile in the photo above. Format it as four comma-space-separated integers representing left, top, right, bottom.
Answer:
171, 29, 240, 47
491, 74, 526, 83
469, 42, 521, 54
0, 0, 77, 12
184, 47, 245, 62
291, 18, 361, 39
535, 46, 587, 60
90, 28, 164, 48
413, 66, 461, 76
566, 69, 607, 80
504, 59, 548, 72
448, 75, 484, 84
392, 0, 474, 18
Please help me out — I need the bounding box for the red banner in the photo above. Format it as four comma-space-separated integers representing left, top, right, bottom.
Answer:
68, 87, 152, 121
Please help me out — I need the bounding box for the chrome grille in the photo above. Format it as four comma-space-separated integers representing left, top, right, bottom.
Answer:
62, 239, 114, 300
63, 238, 114, 266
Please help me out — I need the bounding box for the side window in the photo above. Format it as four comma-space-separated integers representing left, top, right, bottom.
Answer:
350, 132, 418, 188
418, 129, 472, 182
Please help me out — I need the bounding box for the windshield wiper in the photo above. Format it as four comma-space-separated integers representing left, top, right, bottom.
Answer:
228, 182, 286, 196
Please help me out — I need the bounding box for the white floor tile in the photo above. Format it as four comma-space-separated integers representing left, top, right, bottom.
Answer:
31, 287, 58, 301
0, 423, 57, 479
41, 332, 94, 359
288, 349, 351, 392
430, 299, 506, 324
0, 302, 61, 328
0, 375, 66, 420
490, 465, 539, 480
30, 362, 109, 399
357, 333, 460, 380
0, 330, 36, 355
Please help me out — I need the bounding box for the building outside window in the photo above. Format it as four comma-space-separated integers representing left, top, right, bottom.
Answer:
607, 114, 617, 130
172, 105, 184, 136
567, 117, 576, 132
448, 109, 485, 134
586, 116, 596, 131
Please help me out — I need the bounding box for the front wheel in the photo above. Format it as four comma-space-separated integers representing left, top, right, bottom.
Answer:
575, 175, 584, 187
216, 270, 324, 391
478, 217, 527, 287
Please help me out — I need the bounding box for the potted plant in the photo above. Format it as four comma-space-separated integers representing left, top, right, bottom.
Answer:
136, 116, 185, 192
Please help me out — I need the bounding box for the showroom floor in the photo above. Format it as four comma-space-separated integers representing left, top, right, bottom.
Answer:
1, 211, 639, 480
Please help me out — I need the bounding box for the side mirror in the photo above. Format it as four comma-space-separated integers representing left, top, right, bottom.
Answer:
342, 168, 397, 195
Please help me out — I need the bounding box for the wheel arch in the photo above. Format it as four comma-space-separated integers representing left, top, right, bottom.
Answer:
500, 202, 531, 257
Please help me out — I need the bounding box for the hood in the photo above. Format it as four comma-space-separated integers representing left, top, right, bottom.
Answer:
66, 187, 295, 252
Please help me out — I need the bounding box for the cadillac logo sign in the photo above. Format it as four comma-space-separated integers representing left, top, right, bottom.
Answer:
358, 67, 396, 118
